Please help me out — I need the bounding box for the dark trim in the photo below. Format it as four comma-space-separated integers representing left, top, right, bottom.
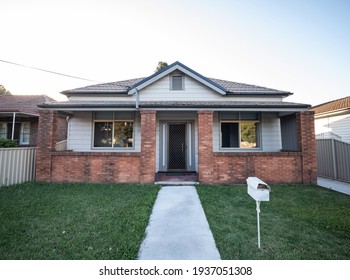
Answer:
39, 102, 310, 110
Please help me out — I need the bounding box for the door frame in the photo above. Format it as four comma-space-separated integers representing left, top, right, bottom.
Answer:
159, 121, 195, 172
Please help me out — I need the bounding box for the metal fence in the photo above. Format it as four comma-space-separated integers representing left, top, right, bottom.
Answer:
0, 147, 37, 187
316, 139, 350, 183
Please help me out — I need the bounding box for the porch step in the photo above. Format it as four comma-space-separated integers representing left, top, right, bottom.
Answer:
155, 181, 199, 186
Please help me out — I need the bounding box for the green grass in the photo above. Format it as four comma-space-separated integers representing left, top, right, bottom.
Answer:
197, 185, 350, 260
0, 182, 160, 260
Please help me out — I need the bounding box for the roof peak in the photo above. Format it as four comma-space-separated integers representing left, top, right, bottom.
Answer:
61, 61, 292, 97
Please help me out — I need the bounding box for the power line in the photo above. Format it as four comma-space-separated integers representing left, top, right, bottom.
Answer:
0, 59, 102, 83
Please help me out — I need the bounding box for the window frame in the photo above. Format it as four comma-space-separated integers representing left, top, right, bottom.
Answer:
92, 113, 135, 150
170, 75, 185, 91
19, 122, 31, 145
220, 119, 261, 150
0, 122, 7, 139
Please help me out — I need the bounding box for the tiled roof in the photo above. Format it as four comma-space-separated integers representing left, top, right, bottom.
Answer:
209, 78, 290, 95
0, 95, 55, 115
62, 77, 291, 96
311, 96, 350, 115
62, 78, 145, 94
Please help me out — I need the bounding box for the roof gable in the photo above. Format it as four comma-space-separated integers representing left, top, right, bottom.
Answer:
128, 61, 227, 95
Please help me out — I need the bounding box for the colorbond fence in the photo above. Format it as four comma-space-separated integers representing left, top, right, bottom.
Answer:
0, 147, 37, 187
316, 139, 350, 183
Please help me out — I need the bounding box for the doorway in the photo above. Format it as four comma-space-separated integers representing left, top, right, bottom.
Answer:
168, 123, 186, 171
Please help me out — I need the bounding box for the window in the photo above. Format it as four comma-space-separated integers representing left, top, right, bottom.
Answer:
20, 122, 31, 145
0, 123, 6, 139
93, 112, 134, 148
0, 122, 31, 145
220, 112, 260, 149
171, 75, 184, 91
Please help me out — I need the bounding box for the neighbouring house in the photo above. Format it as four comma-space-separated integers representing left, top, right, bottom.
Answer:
0, 95, 67, 146
37, 61, 317, 184
311, 96, 350, 143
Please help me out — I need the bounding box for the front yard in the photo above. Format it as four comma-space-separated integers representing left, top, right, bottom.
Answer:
0, 182, 349, 259
0, 182, 159, 259
197, 185, 350, 259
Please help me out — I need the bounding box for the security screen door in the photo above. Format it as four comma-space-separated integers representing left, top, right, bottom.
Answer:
168, 123, 186, 171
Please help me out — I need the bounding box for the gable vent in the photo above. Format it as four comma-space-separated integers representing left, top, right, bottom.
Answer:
171, 75, 184, 91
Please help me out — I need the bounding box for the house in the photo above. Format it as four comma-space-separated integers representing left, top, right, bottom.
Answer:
311, 96, 350, 143
37, 62, 317, 184
0, 95, 67, 146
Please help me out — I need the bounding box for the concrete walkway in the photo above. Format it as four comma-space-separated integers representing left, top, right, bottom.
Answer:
138, 186, 221, 260
317, 177, 350, 195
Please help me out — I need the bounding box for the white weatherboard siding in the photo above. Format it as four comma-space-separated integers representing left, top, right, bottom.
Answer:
261, 113, 282, 151
68, 111, 92, 151
68, 111, 141, 152
315, 114, 350, 143
213, 112, 282, 152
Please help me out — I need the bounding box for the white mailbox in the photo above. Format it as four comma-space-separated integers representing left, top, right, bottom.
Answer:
246, 176, 271, 248
247, 177, 271, 202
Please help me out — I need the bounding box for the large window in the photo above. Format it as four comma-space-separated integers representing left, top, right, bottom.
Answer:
220, 112, 260, 149
93, 112, 134, 149
0, 122, 31, 145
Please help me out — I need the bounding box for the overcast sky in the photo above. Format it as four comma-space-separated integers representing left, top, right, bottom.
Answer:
1, 0, 349, 106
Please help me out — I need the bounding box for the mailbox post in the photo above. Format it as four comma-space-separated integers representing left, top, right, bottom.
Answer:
246, 177, 271, 248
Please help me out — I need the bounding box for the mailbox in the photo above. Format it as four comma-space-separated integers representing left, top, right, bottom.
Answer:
247, 177, 271, 202
246, 176, 271, 248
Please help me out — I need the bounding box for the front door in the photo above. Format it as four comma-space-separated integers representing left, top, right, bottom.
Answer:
168, 123, 186, 171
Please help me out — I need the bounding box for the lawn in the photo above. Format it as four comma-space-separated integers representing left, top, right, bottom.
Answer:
197, 184, 350, 259
0, 182, 159, 260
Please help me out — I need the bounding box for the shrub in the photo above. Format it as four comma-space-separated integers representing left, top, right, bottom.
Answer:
0, 138, 18, 148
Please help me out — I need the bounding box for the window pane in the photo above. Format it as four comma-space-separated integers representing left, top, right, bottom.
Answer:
20, 122, 31, 145
0, 123, 7, 139
240, 122, 258, 148
94, 122, 113, 147
221, 123, 239, 148
114, 121, 133, 148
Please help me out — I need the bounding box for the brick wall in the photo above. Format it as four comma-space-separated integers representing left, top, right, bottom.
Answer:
198, 111, 214, 183
140, 110, 156, 184
36, 110, 57, 182
297, 111, 317, 184
50, 152, 140, 184
212, 152, 303, 184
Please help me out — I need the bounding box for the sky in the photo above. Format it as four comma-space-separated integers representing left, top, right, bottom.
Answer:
0, 0, 349, 106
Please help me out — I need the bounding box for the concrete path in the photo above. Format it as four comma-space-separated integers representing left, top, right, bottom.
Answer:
317, 177, 350, 196
138, 186, 221, 260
